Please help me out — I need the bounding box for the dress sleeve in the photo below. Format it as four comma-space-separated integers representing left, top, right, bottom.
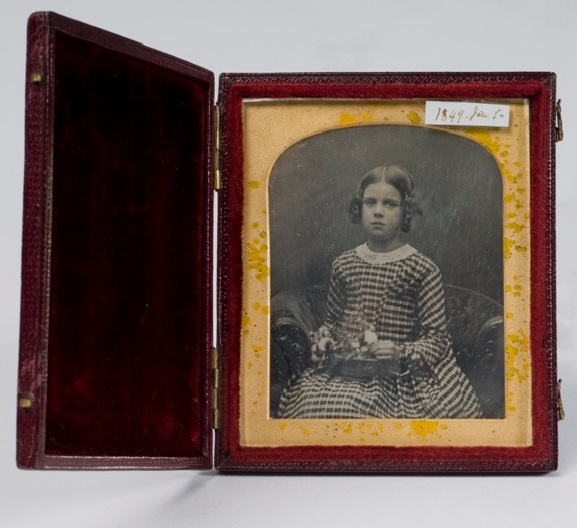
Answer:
323, 258, 345, 328
402, 265, 451, 372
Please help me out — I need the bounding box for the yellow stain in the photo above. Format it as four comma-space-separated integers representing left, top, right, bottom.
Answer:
466, 130, 501, 153
249, 180, 261, 189
394, 423, 403, 430
300, 426, 311, 436
506, 172, 518, 184
261, 305, 269, 315
505, 221, 524, 234
504, 238, 515, 259
504, 193, 516, 203
506, 330, 530, 383
361, 112, 374, 121
279, 422, 287, 431
410, 420, 439, 438
406, 111, 422, 124
506, 312, 514, 319
343, 424, 353, 434
339, 112, 358, 126
259, 230, 267, 238
251, 222, 259, 229
247, 240, 270, 281
440, 423, 448, 430
242, 315, 252, 327
515, 245, 527, 253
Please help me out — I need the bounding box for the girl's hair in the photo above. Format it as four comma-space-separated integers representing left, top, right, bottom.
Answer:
349, 165, 422, 232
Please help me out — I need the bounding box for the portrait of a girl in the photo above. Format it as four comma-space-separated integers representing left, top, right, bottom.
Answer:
278, 165, 483, 419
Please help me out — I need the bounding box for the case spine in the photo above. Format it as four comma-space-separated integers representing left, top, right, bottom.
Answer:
17, 12, 54, 469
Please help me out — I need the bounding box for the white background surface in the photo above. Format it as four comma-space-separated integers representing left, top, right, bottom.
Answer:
1, 1, 576, 527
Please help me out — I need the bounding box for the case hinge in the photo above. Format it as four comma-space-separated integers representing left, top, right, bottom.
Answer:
30, 72, 43, 85
212, 347, 220, 429
213, 104, 221, 191
556, 99, 564, 142
557, 379, 565, 421
18, 393, 34, 410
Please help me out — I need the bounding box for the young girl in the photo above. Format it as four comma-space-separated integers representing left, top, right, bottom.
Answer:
278, 165, 482, 419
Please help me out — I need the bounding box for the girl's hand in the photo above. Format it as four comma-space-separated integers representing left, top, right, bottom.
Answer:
369, 341, 401, 373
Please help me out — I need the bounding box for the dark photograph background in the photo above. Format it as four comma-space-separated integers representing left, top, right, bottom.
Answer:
269, 124, 503, 302
269, 124, 505, 418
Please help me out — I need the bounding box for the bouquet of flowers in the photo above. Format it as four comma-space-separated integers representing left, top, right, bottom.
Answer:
309, 323, 379, 365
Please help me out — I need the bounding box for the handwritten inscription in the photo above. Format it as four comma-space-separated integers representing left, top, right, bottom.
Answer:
425, 101, 510, 127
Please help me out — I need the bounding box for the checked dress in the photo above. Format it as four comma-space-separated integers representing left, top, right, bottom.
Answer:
278, 243, 483, 419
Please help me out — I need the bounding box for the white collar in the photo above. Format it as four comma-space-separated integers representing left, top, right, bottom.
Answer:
355, 243, 417, 264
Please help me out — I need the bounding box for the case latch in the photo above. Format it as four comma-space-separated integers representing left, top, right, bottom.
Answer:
556, 99, 564, 142
212, 347, 220, 429
213, 105, 221, 191
557, 379, 565, 421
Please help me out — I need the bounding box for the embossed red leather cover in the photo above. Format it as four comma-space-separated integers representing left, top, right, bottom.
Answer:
17, 12, 214, 469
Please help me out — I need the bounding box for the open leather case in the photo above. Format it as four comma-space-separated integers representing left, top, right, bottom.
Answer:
17, 12, 561, 473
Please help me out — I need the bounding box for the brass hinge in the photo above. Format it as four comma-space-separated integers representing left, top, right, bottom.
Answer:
18, 393, 34, 410
30, 72, 43, 85
556, 99, 564, 142
557, 379, 565, 421
213, 105, 221, 191
212, 347, 220, 429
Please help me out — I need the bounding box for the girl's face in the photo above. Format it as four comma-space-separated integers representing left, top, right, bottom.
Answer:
361, 181, 403, 252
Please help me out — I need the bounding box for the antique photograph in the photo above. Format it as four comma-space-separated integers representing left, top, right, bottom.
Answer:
269, 123, 505, 420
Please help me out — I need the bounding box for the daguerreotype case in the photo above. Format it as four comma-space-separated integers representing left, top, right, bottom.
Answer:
17, 12, 561, 473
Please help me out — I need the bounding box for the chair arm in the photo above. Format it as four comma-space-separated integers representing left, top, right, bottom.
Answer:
271, 315, 311, 379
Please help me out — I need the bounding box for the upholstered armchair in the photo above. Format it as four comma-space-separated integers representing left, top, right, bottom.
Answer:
270, 284, 504, 418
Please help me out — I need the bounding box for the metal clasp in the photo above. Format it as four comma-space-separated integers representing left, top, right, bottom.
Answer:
558, 379, 565, 421
556, 99, 564, 142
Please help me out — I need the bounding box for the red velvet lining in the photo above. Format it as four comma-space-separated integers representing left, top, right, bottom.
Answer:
41, 30, 212, 459
217, 73, 557, 472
